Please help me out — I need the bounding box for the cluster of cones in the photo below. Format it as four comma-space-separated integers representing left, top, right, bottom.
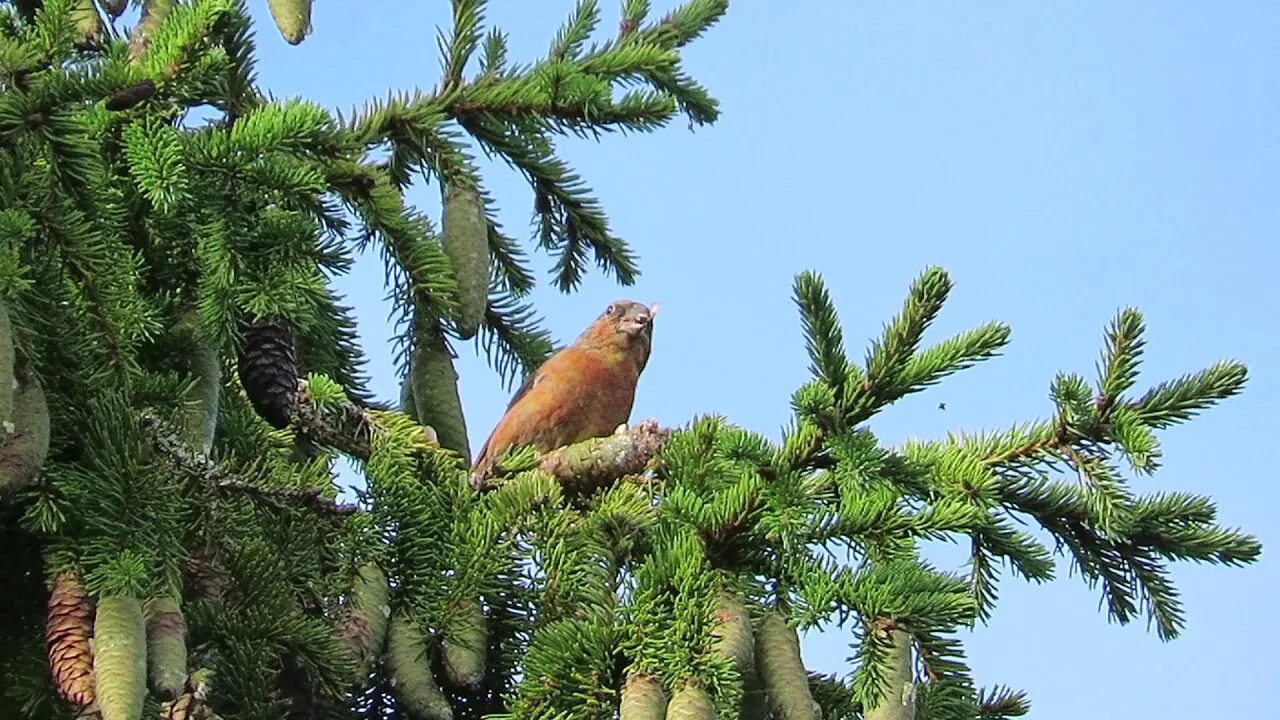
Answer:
43, 572, 213, 720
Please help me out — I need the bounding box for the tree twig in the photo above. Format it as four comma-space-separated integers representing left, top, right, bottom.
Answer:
290, 384, 378, 460
140, 412, 357, 517
471, 419, 671, 492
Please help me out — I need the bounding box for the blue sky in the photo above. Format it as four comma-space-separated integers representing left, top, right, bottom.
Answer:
240, 2, 1277, 717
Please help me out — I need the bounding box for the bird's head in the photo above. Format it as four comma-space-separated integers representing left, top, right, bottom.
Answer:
576, 299, 659, 369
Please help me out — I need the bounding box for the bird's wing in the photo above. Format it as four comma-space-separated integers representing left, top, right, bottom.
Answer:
504, 363, 547, 411
473, 357, 556, 470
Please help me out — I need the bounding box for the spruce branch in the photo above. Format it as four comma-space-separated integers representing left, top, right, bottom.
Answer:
139, 412, 356, 517
459, 112, 638, 290
327, 160, 459, 327
336, 1, 727, 294
479, 289, 557, 390
442, 0, 485, 88
921, 334, 1258, 639
471, 418, 670, 492
976, 685, 1030, 719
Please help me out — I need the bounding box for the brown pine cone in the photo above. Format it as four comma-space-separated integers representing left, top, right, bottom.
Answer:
45, 571, 95, 706
236, 317, 298, 429
105, 80, 157, 111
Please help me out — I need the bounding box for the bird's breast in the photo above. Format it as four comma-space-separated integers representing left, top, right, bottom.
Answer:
539, 348, 639, 441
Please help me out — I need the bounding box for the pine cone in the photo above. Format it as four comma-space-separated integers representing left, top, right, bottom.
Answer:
666, 683, 715, 720
441, 596, 487, 691
237, 318, 298, 429
45, 571, 95, 707
146, 595, 188, 701
386, 613, 453, 720
105, 80, 156, 111
337, 563, 389, 686
441, 180, 491, 340
755, 611, 817, 720
94, 595, 147, 720
267, 0, 313, 45
619, 672, 666, 720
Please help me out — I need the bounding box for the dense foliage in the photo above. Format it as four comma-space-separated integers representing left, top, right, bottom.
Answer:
0, 2, 1260, 720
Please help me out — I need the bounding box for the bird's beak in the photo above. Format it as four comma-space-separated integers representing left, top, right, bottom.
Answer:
647, 303, 660, 321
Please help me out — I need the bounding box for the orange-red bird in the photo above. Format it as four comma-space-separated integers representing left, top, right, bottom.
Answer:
470, 300, 657, 487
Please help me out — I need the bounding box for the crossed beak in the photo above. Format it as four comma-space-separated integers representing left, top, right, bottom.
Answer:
639, 303, 659, 333
626, 303, 659, 337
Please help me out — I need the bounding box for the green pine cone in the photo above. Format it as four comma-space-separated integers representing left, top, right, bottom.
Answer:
145, 595, 187, 701
0, 374, 50, 498
0, 298, 14, 426
865, 629, 914, 720
665, 683, 715, 720
184, 335, 221, 455
711, 589, 757, 717
441, 182, 490, 340
411, 324, 470, 463
711, 590, 754, 673
618, 672, 666, 720
441, 597, 486, 691
386, 613, 454, 720
104, 81, 157, 112
755, 611, 816, 720
344, 562, 390, 684
94, 595, 147, 720
267, 0, 312, 44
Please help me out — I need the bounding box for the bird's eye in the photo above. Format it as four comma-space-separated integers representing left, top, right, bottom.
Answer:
606, 304, 616, 315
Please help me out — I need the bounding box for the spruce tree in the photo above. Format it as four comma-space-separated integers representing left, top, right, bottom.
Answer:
0, 2, 1261, 720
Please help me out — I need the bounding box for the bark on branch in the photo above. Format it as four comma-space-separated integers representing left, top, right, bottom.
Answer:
289, 381, 438, 462
140, 413, 357, 518
471, 419, 670, 493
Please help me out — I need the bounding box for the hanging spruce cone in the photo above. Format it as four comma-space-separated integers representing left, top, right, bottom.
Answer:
146, 595, 188, 701
94, 595, 148, 720
411, 323, 470, 462
755, 611, 817, 720
441, 180, 490, 340
0, 372, 51, 498
666, 683, 716, 720
441, 596, 486, 691
237, 318, 298, 429
337, 562, 390, 686
711, 589, 763, 718
711, 590, 754, 677
267, 0, 313, 44
105, 80, 157, 111
45, 571, 95, 707
619, 672, 667, 720
386, 613, 453, 720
